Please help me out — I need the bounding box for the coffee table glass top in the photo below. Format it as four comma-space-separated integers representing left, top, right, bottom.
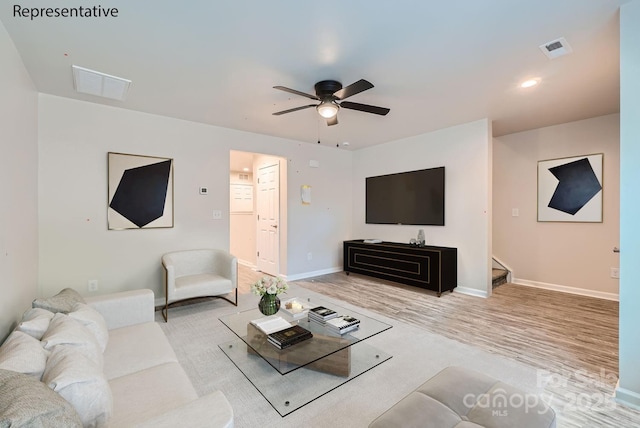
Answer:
218, 296, 392, 375
218, 296, 393, 416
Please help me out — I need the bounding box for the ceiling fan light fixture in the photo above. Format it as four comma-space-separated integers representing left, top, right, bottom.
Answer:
316, 101, 339, 118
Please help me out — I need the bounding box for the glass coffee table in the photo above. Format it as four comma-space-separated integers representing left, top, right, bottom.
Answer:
218, 296, 392, 416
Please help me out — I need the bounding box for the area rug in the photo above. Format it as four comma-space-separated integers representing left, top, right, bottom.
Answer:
157, 284, 545, 428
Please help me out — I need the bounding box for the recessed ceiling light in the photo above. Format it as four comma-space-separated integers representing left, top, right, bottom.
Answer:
242, 167, 250, 172
520, 79, 540, 88
342, 142, 350, 146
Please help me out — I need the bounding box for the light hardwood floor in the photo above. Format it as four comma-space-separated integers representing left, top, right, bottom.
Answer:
238, 266, 640, 427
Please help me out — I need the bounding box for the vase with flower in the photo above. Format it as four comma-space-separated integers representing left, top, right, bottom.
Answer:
251, 276, 289, 315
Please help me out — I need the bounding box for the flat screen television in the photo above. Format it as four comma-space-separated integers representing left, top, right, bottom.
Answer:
366, 166, 445, 226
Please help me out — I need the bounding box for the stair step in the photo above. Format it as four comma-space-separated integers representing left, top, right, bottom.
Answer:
492, 268, 508, 288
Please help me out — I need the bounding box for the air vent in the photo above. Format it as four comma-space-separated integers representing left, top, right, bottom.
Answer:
539, 37, 573, 59
72, 65, 131, 101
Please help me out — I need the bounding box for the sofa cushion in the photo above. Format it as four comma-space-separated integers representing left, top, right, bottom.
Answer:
41, 313, 103, 367
103, 322, 178, 380
370, 389, 466, 428
369, 366, 556, 428
69, 302, 109, 352
0, 368, 83, 428
108, 362, 198, 427
33, 288, 85, 314
16, 308, 55, 340
43, 346, 113, 428
0, 331, 49, 378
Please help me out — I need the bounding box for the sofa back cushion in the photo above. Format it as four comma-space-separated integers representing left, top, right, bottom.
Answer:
43, 346, 113, 427
0, 368, 83, 427
0, 331, 49, 378
16, 308, 55, 340
33, 288, 85, 314
69, 302, 109, 352
41, 313, 104, 367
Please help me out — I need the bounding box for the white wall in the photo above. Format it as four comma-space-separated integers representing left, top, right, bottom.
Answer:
37, 94, 352, 299
0, 21, 38, 341
493, 114, 620, 299
617, 0, 640, 410
352, 119, 493, 296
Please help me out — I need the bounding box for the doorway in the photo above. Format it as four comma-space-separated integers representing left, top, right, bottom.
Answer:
229, 150, 286, 277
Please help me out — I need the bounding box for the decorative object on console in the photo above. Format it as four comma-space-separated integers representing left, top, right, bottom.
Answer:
251, 276, 289, 316
108, 152, 174, 230
417, 229, 425, 246
537, 153, 603, 222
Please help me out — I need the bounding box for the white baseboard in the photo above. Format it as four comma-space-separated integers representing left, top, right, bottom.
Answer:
512, 278, 619, 301
615, 385, 640, 411
454, 286, 489, 298
283, 267, 343, 282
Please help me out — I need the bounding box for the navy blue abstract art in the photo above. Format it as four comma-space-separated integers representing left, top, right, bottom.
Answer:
108, 153, 174, 229
538, 154, 603, 222
547, 158, 602, 215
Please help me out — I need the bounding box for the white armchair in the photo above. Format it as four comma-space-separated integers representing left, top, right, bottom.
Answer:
161, 249, 238, 321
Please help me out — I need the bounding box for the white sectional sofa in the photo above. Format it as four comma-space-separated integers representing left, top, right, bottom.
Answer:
0, 288, 234, 427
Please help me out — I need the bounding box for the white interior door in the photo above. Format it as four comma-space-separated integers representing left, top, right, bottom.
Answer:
256, 163, 279, 275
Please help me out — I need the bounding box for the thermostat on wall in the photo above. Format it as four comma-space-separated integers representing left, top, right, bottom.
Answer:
199, 187, 208, 195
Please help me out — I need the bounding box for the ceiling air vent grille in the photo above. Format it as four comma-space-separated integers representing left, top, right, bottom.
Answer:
539, 37, 573, 59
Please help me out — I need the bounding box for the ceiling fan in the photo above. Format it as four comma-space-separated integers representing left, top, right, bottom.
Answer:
272, 79, 390, 126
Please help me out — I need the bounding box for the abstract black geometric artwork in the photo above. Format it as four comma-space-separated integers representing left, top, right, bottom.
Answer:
108, 152, 174, 229
538, 154, 603, 222
547, 158, 602, 215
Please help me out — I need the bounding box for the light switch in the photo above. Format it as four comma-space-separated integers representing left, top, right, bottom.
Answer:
512, 208, 519, 217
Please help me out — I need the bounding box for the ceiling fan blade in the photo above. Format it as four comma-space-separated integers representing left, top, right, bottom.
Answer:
272, 104, 316, 115
273, 86, 319, 100
326, 115, 338, 126
340, 101, 390, 116
333, 79, 374, 100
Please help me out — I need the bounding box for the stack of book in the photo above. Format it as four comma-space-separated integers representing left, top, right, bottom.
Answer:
308, 306, 339, 325
267, 325, 313, 349
326, 315, 361, 335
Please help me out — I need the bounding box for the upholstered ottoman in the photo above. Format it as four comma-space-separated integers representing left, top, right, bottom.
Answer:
369, 366, 556, 428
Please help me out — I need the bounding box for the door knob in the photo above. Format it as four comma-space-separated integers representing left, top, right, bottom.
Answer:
271, 225, 278, 228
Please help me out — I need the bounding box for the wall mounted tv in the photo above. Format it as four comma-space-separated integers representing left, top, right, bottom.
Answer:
366, 166, 445, 226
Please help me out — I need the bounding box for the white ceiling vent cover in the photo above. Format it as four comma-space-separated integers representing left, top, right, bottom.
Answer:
539, 37, 573, 59
72, 65, 131, 101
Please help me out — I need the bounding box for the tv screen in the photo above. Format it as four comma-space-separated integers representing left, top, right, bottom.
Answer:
366, 166, 445, 226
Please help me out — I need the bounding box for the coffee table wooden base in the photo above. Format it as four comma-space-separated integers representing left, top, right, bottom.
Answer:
246, 323, 351, 377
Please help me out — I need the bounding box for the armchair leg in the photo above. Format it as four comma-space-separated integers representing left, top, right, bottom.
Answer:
162, 295, 169, 322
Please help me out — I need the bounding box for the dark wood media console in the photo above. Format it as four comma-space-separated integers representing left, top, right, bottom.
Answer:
343, 240, 457, 296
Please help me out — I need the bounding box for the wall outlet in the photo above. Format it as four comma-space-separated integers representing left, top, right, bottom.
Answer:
88, 279, 98, 292
610, 268, 620, 279
212, 210, 222, 219
512, 208, 519, 217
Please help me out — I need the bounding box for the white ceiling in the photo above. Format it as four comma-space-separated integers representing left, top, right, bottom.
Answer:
1, 0, 623, 150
